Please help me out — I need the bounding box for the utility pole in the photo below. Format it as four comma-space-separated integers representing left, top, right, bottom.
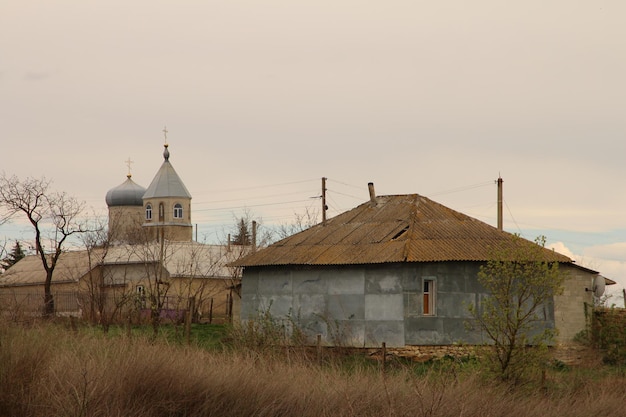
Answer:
252, 220, 257, 252
497, 176, 503, 231
322, 177, 328, 225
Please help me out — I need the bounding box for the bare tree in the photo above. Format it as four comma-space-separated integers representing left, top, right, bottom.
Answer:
124, 227, 173, 337
0, 174, 89, 316
276, 207, 320, 240
170, 243, 240, 323
80, 214, 140, 332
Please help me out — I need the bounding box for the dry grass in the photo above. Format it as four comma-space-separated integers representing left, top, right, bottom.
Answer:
1, 323, 625, 417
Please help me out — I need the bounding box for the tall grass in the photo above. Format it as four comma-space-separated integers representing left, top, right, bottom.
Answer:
1, 323, 625, 417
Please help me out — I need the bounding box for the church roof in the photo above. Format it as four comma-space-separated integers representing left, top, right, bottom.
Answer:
0, 251, 89, 286
0, 243, 247, 286
143, 144, 192, 200
105, 176, 146, 207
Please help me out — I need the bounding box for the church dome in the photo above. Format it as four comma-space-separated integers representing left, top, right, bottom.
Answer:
105, 176, 147, 207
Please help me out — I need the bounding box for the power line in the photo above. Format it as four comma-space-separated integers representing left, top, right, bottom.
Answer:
329, 178, 365, 190
194, 178, 319, 194
428, 181, 494, 197
504, 199, 525, 239
193, 188, 319, 206
194, 198, 313, 212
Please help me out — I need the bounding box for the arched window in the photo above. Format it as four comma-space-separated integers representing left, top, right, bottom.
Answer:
145, 204, 152, 220
173, 203, 183, 219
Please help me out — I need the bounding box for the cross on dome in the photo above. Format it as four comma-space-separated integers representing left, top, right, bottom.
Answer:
162, 126, 170, 160
125, 157, 134, 178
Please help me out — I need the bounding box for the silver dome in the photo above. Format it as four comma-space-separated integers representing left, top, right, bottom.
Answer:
105, 176, 147, 207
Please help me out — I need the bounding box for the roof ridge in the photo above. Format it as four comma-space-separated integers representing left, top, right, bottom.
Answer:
402, 194, 420, 261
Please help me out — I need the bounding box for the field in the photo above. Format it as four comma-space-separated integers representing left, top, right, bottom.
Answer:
1, 322, 625, 417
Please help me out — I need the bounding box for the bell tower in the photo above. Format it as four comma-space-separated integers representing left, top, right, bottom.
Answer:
142, 128, 193, 242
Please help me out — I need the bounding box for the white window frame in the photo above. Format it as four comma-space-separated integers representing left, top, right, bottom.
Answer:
423, 279, 436, 316
145, 204, 152, 220
173, 203, 183, 219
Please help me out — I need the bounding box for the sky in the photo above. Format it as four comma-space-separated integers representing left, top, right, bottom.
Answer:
1, 1, 625, 301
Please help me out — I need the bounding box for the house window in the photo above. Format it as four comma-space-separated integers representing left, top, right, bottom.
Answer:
145, 204, 152, 220
135, 285, 146, 308
423, 279, 436, 316
173, 203, 183, 219
159, 203, 164, 221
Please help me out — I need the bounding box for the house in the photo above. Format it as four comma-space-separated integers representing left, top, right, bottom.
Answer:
0, 242, 243, 321
0, 141, 246, 322
233, 186, 611, 348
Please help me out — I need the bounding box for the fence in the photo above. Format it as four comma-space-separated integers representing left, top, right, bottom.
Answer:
0, 290, 236, 323
592, 307, 626, 364
0, 291, 80, 317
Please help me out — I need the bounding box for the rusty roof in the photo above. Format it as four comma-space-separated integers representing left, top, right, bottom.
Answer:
232, 194, 578, 267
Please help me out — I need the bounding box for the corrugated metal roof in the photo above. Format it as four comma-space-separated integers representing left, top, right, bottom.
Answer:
104, 242, 246, 278
232, 194, 577, 267
0, 243, 246, 286
0, 251, 90, 286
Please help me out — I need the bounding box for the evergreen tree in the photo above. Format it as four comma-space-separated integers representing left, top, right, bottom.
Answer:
0, 240, 26, 271
231, 218, 251, 245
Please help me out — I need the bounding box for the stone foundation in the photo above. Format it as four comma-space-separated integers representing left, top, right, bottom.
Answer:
366, 343, 601, 366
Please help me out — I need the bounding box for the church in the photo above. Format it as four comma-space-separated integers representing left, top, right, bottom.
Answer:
0, 138, 246, 324
106, 140, 193, 244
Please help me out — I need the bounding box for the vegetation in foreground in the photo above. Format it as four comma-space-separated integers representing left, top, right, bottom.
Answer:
1, 322, 626, 417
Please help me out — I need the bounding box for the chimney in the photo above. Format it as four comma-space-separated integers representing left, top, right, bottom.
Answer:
497, 176, 503, 231
368, 182, 376, 204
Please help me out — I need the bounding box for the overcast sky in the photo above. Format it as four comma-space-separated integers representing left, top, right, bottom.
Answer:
2, 1, 625, 299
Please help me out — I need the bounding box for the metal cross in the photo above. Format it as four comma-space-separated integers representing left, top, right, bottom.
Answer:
125, 157, 134, 177
162, 126, 168, 143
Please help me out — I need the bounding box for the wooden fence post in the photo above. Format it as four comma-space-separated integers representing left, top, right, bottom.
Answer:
228, 293, 233, 322
126, 313, 132, 338
317, 334, 322, 365
185, 297, 195, 345
382, 342, 387, 373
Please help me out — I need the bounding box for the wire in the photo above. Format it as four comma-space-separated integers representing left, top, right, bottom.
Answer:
194, 198, 313, 212
327, 189, 364, 201
329, 178, 365, 190
194, 189, 318, 206
428, 181, 494, 197
195, 178, 319, 194
504, 199, 525, 238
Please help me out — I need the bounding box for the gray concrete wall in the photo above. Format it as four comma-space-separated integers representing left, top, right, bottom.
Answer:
401, 262, 488, 345
240, 265, 404, 347
241, 261, 573, 348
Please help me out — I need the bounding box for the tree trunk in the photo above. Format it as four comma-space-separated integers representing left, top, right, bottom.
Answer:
43, 272, 55, 317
